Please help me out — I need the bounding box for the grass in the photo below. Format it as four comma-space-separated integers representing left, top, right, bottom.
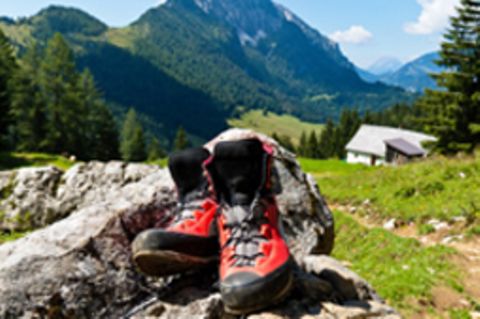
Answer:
332, 210, 463, 317
298, 158, 372, 178
0, 231, 30, 244
0, 152, 76, 171
147, 158, 168, 168
304, 154, 480, 223
228, 110, 324, 145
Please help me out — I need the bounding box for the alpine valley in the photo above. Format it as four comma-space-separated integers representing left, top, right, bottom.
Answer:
0, 0, 415, 143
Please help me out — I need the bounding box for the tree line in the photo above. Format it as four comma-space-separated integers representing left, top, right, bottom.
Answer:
274, 103, 420, 159
0, 31, 189, 162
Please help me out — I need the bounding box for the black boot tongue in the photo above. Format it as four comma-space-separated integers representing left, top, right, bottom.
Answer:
232, 193, 254, 206
168, 147, 210, 200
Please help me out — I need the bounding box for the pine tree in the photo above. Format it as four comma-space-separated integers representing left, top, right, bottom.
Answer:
77, 69, 119, 160
10, 42, 47, 152
148, 137, 166, 161
419, 0, 480, 153
121, 108, 146, 162
174, 126, 190, 151
318, 119, 336, 159
307, 130, 320, 158
335, 109, 361, 158
91, 104, 120, 161
298, 131, 307, 157
0, 30, 17, 149
40, 33, 82, 155
272, 132, 295, 152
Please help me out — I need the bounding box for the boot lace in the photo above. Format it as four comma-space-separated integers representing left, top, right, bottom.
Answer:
221, 198, 270, 267
170, 187, 208, 226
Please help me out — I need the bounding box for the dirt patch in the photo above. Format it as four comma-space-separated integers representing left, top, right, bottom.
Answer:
450, 238, 480, 300
431, 286, 467, 310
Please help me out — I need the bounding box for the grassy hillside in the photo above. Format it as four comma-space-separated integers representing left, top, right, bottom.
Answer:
228, 110, 324, 145
333, 211, 463, 318
305, 154, 480, 225
302, 155, 480, 318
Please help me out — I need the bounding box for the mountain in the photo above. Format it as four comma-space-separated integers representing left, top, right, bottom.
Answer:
355, 67, 380, 83
0, 0, 413, 143
367, 57, 403, 76
379, 52, 441, 92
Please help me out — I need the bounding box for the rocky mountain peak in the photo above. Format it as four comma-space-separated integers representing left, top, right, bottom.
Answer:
192, 0, 283, 43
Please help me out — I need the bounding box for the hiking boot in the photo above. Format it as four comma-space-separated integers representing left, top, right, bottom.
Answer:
132, 147, 219, 277
206, 139, 293, 314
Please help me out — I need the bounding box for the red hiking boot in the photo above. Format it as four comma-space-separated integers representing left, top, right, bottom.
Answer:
132, 147, 219, 277
206, 139, 293, 314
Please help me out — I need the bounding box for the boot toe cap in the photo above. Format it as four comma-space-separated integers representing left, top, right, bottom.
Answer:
220, 262, 293, 314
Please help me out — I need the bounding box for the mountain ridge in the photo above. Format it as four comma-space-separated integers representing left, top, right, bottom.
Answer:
0, 1, 413, 142
380, 52, 440, 92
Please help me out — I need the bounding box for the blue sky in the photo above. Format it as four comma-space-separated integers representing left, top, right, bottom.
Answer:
0, 0, 459, 68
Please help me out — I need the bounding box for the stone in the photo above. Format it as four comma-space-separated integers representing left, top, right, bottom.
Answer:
383, 218, 397, 231
0, 129, 395, 318
0, 166, 63, 231
427, 219, 450, 232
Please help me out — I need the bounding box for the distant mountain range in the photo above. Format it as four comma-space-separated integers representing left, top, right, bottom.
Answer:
0, 0, 414, 142
357, 52, 442, 92
367, 57, 403, 76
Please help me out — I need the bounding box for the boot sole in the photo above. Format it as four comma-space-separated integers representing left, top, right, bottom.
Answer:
223, 269, 294, 315
133, 249, 216, 277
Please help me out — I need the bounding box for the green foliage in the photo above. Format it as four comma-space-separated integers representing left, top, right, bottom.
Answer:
363, 103, 424, 131
318, 119, 336, 159
8, 34, 119, 161
307, 131, 320, 158
147, 137, 166, 161
77, 69, 119, 160
418, 224, 436, 236
10, 42, 47, 152
301, 109, 361, 159
40, 33, 81, 154
334, 109, 362, 159
333, 210, 461, 315
449, 309, 473, 319
297, 131, 308, 157
174, 127, 190, 151
418, 0, 480, 154
0, 29, 17, 149
0, 152, 75, 171
120, 109, 147, 162
147, 158, 168, 168
0, 174, 15, 200
272, 132, 295, 152
0, 230, 30, 244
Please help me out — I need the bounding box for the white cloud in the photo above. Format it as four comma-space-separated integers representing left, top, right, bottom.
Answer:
405, 0, 460, 35
330, 25, 373, 44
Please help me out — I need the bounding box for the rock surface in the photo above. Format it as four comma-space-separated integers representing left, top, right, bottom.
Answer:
0, 130, 397, 318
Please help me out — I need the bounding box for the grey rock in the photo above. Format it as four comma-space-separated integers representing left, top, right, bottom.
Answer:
0, 129, 395, 318
0, 162, 161, 231
0, 166, 63, 230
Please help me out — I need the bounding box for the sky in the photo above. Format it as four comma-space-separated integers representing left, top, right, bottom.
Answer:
0, 0, 460, 68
